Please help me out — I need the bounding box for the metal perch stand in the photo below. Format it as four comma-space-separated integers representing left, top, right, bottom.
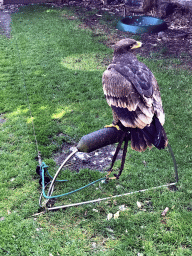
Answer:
38, 127, 178, 211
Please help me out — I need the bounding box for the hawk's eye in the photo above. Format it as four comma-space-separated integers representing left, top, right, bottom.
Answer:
126, 44, 134, 50
129, 44, 135, 49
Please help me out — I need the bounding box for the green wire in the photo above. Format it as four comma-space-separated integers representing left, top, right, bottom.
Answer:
41, 163, 106, 199
40, 143, 178, 200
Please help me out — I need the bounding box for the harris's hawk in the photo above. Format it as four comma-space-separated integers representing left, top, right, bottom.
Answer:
102, 38, 168, 178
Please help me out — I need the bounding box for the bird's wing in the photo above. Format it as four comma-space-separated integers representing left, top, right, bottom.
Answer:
109, 61, 154, 98
102, 67, 139, 111
102, 65, 165, 129
151, 75, 165, 126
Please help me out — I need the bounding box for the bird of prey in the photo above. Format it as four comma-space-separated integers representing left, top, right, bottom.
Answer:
102, 38, 168, 179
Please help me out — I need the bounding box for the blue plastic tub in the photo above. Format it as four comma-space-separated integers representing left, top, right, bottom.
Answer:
117, 16, 167, 34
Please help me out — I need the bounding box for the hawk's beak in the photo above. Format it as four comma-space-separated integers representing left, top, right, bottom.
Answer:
131, 41, 142, 49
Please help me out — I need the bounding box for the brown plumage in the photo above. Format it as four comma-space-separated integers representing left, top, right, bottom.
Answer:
102, 38, 168, 152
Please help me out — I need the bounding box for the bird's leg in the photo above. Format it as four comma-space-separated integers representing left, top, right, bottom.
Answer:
105, 110, 121, 131
106, 132, 126, 180
114, 133, 129, 179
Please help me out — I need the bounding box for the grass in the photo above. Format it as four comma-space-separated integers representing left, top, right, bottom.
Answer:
0, 4, 192, 255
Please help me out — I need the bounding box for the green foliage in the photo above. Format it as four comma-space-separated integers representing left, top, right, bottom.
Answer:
0, 4, 192, 256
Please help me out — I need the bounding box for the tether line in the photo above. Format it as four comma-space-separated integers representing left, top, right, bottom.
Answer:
13, 29, 40, 159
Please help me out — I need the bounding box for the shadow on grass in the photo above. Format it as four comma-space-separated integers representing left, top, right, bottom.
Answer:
0, 5, 112, 158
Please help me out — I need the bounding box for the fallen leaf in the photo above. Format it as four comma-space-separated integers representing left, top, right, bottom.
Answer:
137, 201, 143, 208
114, 211, 120, 219
161, 207, 169, 216
107, 213, 113, 220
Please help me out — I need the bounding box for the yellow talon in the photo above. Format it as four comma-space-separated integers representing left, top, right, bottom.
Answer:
105, 124, 121, 130
105, 170, 118, 180
108, 177, 117, 180
105, 169, 112, 179
106, 174, 118, 180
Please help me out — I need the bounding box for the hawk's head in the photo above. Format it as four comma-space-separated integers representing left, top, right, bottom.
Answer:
114, 38, 142, 54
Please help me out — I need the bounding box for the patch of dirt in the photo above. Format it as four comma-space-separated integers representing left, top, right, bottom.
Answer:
57, 0, 192, 69
54, 143, 123, 172
0, 4, 21, 37
1, 1, 192, 66
0, 116, 6, 124
0, 11, 11, 37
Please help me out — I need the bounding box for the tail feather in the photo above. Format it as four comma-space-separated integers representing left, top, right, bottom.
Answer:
130, 117, 168, 151
131, 128, 147, 152
142, 117, 168, 149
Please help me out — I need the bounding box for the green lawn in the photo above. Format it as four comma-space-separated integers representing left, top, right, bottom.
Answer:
0, 4, 192, 255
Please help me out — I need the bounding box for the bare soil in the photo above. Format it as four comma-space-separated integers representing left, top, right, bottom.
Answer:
60, 0, 192, 68
0, 10, 11, 37
54, 143, 123, 172
1, 1, 192, 66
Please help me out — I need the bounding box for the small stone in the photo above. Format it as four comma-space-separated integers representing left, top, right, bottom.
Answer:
69, 146, 77, 152
75, 152, 89, 161
110, 151, 115, 155
158, 31, 166, 39
119, 205, 127, 211
106, 228, 114, 233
